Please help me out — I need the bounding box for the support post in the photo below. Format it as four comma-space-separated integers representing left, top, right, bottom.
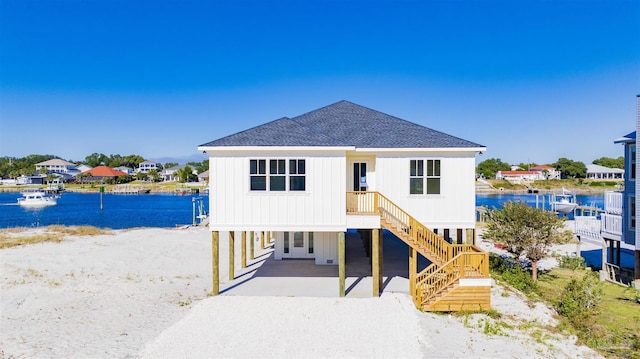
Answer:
212, 231, 219, 295
409, 246, 417, 304
229, 231, 235, 280
260, 231, 265, 250
465, 228, 473, 245
338, 232, 346, 297
372, 229, 380, 297
378, 229, 383, 290
241, 231, 247, 268
249, 231, 255, 260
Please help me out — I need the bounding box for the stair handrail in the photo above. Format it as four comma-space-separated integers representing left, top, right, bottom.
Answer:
415, 251, 489, 306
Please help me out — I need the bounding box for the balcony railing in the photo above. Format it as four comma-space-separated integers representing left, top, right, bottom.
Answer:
601, 213, 623, 236
604, 191, 623, 215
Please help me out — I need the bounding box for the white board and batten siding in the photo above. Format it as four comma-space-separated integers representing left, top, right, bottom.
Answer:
208, 150, 347, 232
374, 151, 477, 229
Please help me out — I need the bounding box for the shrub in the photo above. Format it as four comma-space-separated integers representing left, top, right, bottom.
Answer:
556, 272, 603, 328
489, 253, 538, 295
558, 255, 586, 270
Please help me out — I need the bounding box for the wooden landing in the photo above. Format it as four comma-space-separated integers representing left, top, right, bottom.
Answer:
423, 285, 491, 312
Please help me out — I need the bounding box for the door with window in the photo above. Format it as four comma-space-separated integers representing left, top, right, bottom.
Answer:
282, 232, 315, 258
353, 162, 368, 191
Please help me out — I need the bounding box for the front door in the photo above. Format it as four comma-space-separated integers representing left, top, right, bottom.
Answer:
353, 162, 367, 191
283, 232, 314, 258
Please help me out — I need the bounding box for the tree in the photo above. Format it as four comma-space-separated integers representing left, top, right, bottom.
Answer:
175, 165, 196, 183
592, 156, 624, 169
164, 162, 179, 170
148, 169, 160, 182
483, 201, 573, 281
477, 158, 511, 179
85, 153, 109, 167
553, 157, 587, 178
516, 162, 538, 171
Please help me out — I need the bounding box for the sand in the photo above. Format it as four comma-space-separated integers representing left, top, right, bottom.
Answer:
1, 225, 602, 358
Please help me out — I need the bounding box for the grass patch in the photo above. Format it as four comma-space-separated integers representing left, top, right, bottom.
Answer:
536, 268, 640, 358
0, 225, 113, 249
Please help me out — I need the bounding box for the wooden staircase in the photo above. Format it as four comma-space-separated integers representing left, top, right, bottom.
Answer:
347, 191, 490, 311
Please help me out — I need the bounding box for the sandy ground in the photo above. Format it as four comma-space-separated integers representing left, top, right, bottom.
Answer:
1, 226, 603, 358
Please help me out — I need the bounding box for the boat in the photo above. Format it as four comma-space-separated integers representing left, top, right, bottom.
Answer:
17, 189, 58, 207
551, 188, 578, 214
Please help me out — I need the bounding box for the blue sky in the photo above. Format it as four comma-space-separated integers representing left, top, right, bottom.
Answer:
1, 0, 638, 166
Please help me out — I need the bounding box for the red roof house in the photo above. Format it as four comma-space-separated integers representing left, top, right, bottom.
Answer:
81, 166, 129, 181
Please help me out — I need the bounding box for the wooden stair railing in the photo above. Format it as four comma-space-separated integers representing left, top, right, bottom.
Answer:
347, 191, 489, 309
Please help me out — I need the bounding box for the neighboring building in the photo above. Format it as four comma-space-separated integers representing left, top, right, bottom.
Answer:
530, 165, 561, 180
160, 165, 197, 182
137, 161, 158, 173
197, 169, 209, 183
35, 159, 79, 174
586, 164, 624, 180
76, 164, 93, 173
80, 166, 128, 182
495, 170, 541, 181
114, 166, 134, 175
199, 100, 490, 311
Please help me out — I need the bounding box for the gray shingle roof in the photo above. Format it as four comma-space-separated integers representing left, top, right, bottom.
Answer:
200, 100, 484, 148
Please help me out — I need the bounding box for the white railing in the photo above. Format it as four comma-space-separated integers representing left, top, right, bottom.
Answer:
574, 216, 601, 240
604, 191, 623, 215
601, 213, 623, 236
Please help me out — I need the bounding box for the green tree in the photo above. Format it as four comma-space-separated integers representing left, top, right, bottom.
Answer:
135, 171, 147, 181
592, 156, 624, 169
175, 165, 196, 183
148, 169, 160, 182
556, 272, 603, 327
164, 162, 179, 170
85, 153, 109, 167
553, 157, 587, 178
187, 159, 209, 174
483, 201, 573, 281
477, 158, 511, 178
516, 162, 538, 171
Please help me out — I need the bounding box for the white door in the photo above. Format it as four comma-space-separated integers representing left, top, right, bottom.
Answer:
282, 232, 314, 258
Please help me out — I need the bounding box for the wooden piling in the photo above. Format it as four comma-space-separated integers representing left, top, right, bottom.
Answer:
229, 231, 235, 281
212, 231, 219, 295
241, 231, 247, 268
249, 231, 255, 260
338, 232, 345, 297
372, 229, 380, 297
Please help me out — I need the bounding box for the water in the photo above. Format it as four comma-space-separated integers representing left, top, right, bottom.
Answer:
476, 193, 604, 211
0, 192, 209, 229
0, 191, 605, 229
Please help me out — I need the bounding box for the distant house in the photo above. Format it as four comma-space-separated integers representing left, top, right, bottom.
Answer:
529, 165, 561, 180
76, 164, 93, 173
136, 161, 158, 173
586, 164, 624, 180
114, 166, 134, 175
495, 170, 540, 181
80, 166, 128, 182
197, 169, 209, 183
35, 159, 79, 175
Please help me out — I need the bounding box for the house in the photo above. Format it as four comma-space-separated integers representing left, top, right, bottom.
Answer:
160, 165, 197, 182
197, 169, 209, 183
529, 165, 561, 180
198, 100, 490, 311
586, 164, 624, 180
495, 170, 541, 182
136, 160, 158, 173
114, 166, 134, 175
80, 166, 128, 182
35, 159, 79, 174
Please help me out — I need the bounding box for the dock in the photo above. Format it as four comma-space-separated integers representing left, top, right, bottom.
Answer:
112, 184, 150, 194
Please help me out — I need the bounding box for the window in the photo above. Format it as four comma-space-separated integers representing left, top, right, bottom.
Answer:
269, 159, 286, 191
284, 232, 290, 254
631, 197, 636, 230
289, 159, 306, 191
426, 160, 441, 194
410, 160, 424, 194
250, 160, 266, 191
410, 159, 440, 195
251, 158, 306, 192
308, 232, 314, 254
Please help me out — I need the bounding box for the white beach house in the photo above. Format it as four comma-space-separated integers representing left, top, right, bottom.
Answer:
199, 101, 490, 311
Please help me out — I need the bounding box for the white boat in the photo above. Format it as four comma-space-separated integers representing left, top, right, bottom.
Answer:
551, 188, 578, 214
18, 189, 57, 207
